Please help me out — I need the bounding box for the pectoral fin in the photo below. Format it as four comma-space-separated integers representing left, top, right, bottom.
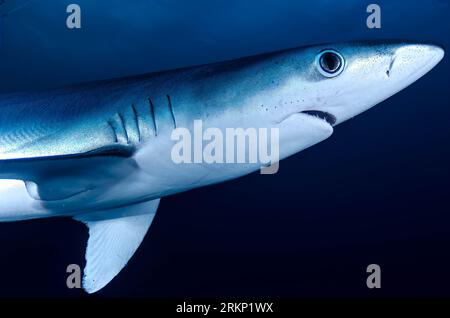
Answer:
0, 147, 137, 202
74, 198, 160, 293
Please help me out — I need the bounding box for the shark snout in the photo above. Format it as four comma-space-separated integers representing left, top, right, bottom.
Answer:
388, 43, 444, 83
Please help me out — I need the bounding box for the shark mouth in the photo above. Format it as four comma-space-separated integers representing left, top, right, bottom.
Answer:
301, 110, 337, 126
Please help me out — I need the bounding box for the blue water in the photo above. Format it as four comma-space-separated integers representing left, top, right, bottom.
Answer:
0, 0, 449, 297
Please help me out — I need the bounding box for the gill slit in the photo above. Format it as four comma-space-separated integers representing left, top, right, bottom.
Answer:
148, 98, 158, 136
167, 94, 177, 129
131, 104, 141, 142
107, 120, 118, 143
117, 113, 129, 144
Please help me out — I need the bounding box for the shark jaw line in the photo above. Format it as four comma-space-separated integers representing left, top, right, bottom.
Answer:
277, 110, 337, 127
301, 110, 337, 126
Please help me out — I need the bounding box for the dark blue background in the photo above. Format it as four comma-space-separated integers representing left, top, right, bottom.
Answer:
0, 0, 449, 297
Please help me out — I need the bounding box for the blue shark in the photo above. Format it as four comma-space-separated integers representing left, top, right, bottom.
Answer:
0, 41, 444, 293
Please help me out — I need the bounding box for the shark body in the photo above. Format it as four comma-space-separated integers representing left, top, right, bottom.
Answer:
0, 41, 444, 293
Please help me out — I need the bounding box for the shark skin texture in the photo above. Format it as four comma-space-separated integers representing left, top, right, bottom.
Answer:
0, 41, 444, 293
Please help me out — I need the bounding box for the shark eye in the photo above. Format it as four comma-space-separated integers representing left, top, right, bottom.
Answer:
316, 50, 345, 77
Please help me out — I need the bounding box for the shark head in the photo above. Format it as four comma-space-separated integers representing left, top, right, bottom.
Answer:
270, 41, 444, 125
232, 41, 444, 159
292, 41, 444, 125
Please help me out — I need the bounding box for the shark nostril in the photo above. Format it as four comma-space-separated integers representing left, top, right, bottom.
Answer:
387, 55, 396, 78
